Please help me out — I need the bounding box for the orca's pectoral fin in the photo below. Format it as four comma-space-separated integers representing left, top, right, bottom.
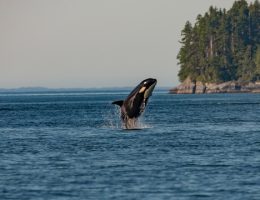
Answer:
112, 100, 124, 107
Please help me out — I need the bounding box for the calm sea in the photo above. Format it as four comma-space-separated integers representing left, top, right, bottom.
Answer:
0, 90, 260, 200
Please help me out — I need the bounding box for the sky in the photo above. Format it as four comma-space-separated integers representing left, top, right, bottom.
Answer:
0, 0, 255, 88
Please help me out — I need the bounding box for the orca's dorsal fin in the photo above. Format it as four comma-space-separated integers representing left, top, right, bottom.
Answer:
112, 100, 124, 107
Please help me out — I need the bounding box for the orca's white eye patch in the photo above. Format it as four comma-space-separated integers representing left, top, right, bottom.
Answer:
139, 86, 146, 93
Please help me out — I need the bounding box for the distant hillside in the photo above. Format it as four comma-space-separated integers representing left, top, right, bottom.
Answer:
0, 87, 50, 93
0, 87, 91, 93
177, 0, 260, 83
0, 87, 170, 93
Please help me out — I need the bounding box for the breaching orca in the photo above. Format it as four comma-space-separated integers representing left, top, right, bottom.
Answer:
112, 78, 157, 129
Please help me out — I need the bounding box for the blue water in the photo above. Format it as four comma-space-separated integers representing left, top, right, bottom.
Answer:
0, 91, 260, 200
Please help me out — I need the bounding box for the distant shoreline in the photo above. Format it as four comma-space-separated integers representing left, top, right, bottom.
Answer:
169, 78, 260, 94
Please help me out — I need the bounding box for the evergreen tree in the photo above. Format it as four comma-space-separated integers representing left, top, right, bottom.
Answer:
177, 21, 194, 82
237, 46, 255, 81
249, 1, 260, 44
255, 45, 260, 80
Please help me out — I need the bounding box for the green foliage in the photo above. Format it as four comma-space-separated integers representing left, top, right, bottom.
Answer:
177, 0, 260, 83
255, 45, 260, 80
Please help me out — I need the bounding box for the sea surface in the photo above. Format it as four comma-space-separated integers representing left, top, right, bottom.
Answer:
0, 90, 260, 200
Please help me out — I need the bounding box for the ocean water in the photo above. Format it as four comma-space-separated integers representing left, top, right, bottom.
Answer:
0, 90, 260, 200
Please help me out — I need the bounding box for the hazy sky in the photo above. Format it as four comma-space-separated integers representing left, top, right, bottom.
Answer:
0, 0, 255, 88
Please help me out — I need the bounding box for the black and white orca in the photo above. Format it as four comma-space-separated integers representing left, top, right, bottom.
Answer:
112, 78, 157, 129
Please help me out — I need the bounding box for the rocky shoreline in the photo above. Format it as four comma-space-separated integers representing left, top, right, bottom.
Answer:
170, 77, 260, 94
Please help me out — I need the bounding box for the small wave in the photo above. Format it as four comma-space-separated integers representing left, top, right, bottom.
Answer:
0, 108, 13, 111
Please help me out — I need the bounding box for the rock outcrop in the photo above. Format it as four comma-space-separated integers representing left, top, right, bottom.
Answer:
170, 77, 196, 94
170, 77, 260, 94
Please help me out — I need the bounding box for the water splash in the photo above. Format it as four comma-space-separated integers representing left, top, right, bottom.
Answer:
101, 104, 122, 129
121, 117, 151, 129
102, 104, 152, 130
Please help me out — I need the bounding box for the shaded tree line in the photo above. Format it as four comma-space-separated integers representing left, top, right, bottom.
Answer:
177, 0, 260, 83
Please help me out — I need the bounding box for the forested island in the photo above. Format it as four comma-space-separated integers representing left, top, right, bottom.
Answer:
171, 0, 260, 94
